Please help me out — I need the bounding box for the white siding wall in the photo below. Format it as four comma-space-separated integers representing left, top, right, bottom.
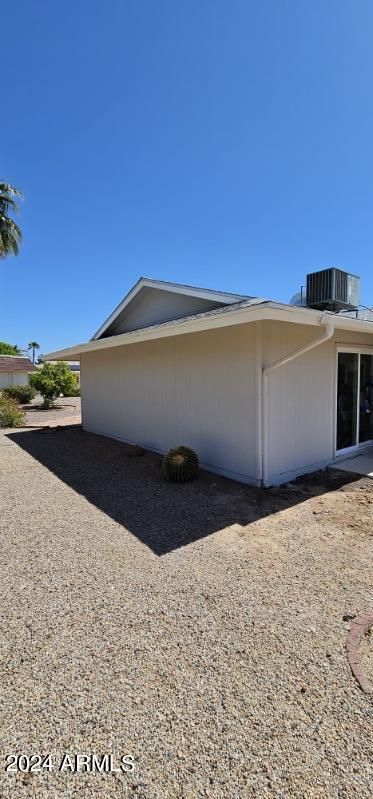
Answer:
106, 288, 223, 336
264, 321, 373, 484
81, 323, 261, 483
80, 318, 373, 487
0, 372, 29, 389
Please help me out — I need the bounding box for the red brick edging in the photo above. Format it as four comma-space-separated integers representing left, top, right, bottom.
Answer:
346, 613, 373, 696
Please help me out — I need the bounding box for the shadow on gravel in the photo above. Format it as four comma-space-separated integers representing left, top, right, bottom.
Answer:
23, 404, 78, 411
7, 427, 361, 556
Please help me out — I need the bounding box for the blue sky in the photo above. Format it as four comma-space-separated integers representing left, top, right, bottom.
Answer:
3, 0, 373, 354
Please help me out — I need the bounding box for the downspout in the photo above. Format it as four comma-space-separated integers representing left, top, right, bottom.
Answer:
261, 321, 334, 487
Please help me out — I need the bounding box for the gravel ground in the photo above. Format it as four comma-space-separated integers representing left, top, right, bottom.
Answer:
22, 396, 81, 426
0, 425, 372, 799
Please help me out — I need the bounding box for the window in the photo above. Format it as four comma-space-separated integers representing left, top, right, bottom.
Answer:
337, 351, 373, 451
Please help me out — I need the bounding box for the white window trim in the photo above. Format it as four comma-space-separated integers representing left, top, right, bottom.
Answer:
334, 344, 373, 458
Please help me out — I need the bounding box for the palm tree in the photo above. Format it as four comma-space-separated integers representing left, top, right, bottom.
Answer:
28, 341, 40, 364
0, 182, 23, 258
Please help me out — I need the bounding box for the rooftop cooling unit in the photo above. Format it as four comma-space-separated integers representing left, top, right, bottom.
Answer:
306, 268, 360, 312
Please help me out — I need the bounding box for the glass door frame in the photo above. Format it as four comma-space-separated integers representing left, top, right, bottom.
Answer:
335, 345, 373, 457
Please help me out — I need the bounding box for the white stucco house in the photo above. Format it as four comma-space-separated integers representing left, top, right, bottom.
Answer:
0, 355, 37, 389
44, 273, 373, 486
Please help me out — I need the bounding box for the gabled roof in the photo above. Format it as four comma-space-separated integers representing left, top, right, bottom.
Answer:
0, 355, 37, 373
92, 276, 249, 340
43, 295, 373, 363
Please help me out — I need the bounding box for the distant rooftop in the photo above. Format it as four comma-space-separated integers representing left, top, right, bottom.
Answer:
0, 355, 37, 373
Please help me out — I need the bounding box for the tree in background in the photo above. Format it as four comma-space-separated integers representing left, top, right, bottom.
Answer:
0, 183, 23, 258
28, 341, 40, 364
30, 362, 79, 408
0, 341, 22, 355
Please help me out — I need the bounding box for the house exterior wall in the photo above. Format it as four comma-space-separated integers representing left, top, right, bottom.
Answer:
80, 318, 373, 487
0, 372, 29, 389
81, 322, 261, 484
263, 321, 373, 484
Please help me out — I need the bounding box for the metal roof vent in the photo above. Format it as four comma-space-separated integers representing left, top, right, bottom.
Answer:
306, 267, 360, 312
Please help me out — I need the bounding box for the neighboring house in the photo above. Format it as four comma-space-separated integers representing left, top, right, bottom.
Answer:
67, 362, 80, 385
0, 356, 37, 389
44, 273, 373, 486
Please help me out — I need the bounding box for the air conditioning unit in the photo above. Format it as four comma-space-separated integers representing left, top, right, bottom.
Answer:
306, 268, 360, 312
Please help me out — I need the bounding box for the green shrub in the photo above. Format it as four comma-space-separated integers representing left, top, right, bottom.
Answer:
0, 396, 25, 428
3, 384, 36, 403
30, 361, 79, 408
162, 445, 199, 483
62, 386, 81, 397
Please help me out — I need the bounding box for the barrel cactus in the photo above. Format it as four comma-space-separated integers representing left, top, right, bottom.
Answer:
162, 445, 199, 483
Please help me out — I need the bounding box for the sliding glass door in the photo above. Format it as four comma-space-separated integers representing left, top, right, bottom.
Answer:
359, 355, 373, 443
337, 351, 373, 453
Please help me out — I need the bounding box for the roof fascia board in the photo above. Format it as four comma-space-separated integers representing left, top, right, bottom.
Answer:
92, 277, 145, 340
0, 355, 33, 360
44, 303, 373, 362
92, 277, 246, 340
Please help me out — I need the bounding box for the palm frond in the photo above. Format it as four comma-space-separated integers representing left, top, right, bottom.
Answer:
0, 182, 23, 258
0, 229, 19, 257
0, 215, 23, 240
0, 183, 23, 199
0, 195, 20, 215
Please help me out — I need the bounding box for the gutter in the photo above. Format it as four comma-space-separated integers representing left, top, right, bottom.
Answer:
260, 321, 334, 487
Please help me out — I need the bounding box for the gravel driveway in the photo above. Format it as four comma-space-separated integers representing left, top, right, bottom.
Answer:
23, 395, 81, 426
0, 425, 372, 798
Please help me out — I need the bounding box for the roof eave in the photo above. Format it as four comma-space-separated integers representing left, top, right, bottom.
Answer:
43, 302, 373, 362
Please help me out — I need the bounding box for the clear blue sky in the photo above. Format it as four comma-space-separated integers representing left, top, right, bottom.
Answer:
3, 0, 373, 354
